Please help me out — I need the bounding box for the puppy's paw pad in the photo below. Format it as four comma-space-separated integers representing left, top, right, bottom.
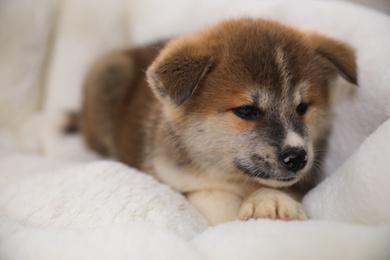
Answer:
238, 191, 307, 221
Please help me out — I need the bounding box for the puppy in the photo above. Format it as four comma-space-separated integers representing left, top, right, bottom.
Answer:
80, 18, 357, 225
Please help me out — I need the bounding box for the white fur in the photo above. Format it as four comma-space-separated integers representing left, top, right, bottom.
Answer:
1, 0, 390, 259
285, 131, 305, 148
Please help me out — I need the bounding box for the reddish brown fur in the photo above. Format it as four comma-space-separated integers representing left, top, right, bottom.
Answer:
80, 18, 357, 225
81, 43, 164, 167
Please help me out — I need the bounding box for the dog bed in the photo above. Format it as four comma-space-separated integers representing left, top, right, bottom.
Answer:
0, 0, 389, 259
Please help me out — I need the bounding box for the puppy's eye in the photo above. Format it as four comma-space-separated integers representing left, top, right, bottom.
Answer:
232, 105, 261, 120
296, 103, 308, 116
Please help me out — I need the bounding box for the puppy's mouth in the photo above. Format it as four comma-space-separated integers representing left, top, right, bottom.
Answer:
234, 159, 304, 184
275, 176, 296, 182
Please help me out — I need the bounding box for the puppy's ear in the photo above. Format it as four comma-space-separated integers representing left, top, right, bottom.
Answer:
147, 44, 214, 106
308, 33, 358, 85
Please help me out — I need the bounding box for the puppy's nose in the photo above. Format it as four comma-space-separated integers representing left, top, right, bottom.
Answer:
280, 148, 307, 172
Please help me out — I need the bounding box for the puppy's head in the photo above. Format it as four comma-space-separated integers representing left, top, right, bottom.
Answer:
147, 18, 357, 188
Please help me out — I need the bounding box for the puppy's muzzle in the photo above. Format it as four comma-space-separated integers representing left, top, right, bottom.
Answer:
280, 148, 308, 172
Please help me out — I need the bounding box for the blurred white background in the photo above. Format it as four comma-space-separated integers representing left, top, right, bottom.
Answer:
344, 0, 390, 14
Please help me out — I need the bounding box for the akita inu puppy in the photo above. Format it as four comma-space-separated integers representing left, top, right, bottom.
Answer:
80, 18, 357, 225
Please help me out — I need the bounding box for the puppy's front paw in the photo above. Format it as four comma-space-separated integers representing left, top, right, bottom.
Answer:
238, 189, 307, 221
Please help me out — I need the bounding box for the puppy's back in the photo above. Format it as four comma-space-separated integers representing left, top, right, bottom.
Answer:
81, 42, 164, 165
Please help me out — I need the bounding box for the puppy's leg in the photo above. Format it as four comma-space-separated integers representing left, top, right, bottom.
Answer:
81, 52, 135, 156
186, 190, 242, 226
239, 188, 307, 221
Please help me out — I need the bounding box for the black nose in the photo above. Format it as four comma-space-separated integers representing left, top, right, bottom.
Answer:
280, 148, 308, 172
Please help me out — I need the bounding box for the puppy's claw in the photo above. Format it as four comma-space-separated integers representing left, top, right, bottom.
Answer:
238, 189, 307, 221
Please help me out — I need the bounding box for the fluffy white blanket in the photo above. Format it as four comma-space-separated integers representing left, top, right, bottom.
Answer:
1, 0, 390, 259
